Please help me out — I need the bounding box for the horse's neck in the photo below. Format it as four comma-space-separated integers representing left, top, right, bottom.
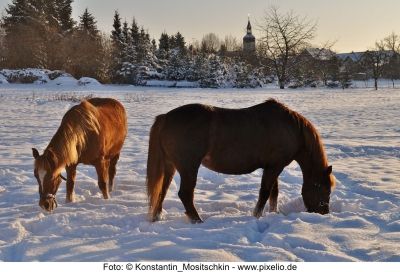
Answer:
296, 143, 327, 186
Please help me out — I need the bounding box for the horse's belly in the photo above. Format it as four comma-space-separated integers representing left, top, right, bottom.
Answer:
201, 153, 259, 175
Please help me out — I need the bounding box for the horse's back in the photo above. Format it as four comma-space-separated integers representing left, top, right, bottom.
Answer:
159, 101, 303, 174
160, 104, 214, 167
85, 98, 127, 159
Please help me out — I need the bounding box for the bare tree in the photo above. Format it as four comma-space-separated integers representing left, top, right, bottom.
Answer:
383, 32, 400, 88
222, 35, 240, 52
384, 32, 400, 53
258, 6, 317, 89
362, 40, 390, 90
201, 33, 220, 53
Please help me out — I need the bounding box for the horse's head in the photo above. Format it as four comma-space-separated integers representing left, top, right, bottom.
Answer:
302, 165, 335, 215
32, 148, 65, 212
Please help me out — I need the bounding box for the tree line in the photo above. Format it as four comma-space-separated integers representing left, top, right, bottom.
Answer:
0, 1, 399, 89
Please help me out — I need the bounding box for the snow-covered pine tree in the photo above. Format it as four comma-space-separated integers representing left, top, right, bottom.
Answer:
234, 61, 262, 88
135, 27, 158, 84
200, 54, 226, 88
118, 20, 138, 84
164, 49, 188, 81
186, 53, 206, 82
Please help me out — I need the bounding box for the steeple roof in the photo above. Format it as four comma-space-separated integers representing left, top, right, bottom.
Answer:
247, 19, 252, 33
243, 17, 255, 42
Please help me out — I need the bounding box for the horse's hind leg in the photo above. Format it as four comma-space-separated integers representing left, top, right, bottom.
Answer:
153, 162, 176, 220
253, 167, 282, 218
95, 158, 111, 199
66, 164, 77, 203
269, 180, 279, 213
108, 154, 120, 193
177, 167, 203, 223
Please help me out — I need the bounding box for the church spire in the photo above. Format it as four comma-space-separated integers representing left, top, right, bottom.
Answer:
243, 15, 256, 53
247, 14, 252, 35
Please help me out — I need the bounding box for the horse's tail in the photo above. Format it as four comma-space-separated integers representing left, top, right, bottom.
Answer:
146, 114, 166, 219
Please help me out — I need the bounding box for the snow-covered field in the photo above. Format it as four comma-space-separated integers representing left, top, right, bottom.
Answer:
0, 84, 399, 261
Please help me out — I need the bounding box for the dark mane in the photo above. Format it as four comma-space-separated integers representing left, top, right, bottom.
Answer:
264, 99, 328, 167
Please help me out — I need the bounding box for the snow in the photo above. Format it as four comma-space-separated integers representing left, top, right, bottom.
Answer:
0, 74, 9, 84
77, 77, 101, 86
0, 85, 399, 261
49, 75, 78, 86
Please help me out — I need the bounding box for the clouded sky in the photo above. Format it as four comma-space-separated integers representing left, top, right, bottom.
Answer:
1, 0, 399, 52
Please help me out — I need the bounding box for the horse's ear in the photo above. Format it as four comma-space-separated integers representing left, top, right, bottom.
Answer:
32, 148, 40, 159
326, 165, 333, 175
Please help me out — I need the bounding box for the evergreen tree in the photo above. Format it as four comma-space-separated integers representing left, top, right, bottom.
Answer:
79, 8, 98, 37
186, 53, 206, 82
68, 8, 104, 79
110, 10, 124, 82
2, 0, 47, 68
130, 18, 140, 47
200, 55, 226, 88
169, 35, 176, 50
151, 39, 157, 53
164, 49, 188, 80
111, 11, 123, 45
174, 32, 186, 52
56, 0, 74, 32
158, 32, 170, 52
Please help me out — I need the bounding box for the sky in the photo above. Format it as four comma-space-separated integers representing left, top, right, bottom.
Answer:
1, 0, 400, 53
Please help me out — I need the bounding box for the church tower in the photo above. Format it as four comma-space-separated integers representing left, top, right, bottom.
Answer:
243, 17, 256, 53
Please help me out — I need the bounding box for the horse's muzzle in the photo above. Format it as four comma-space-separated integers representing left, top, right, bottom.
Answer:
39, 194, 58, 212
306, 202, 329, 215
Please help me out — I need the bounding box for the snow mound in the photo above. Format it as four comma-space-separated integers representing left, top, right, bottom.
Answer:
146, 80, 177, 87
50, 74, 78, 86
0, 68, 50, 84
0, 74, 9, 84
77, 77, 101, 86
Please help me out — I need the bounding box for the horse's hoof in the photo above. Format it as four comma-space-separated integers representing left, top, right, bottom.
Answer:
65, 195, 74, 203
253, 209, 263, 219
190, 218, 204, 224
185, 212, 203, 224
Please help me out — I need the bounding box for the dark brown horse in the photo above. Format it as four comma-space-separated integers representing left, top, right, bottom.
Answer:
32, 98, 127, 211
147, 99, 335, 223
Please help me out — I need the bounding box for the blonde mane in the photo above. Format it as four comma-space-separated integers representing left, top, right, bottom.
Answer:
46, 100, 100, 168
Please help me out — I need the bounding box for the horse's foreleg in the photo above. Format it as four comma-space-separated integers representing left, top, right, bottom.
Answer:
108, 154, 120, 193
66, 164, 77, 203
95, 158, 111, 199
253, 168, 282, 218
178, 169, 203, 224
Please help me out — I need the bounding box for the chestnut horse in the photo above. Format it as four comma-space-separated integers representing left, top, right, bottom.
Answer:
32, 98, 127, 211
147, 99, 335, 223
